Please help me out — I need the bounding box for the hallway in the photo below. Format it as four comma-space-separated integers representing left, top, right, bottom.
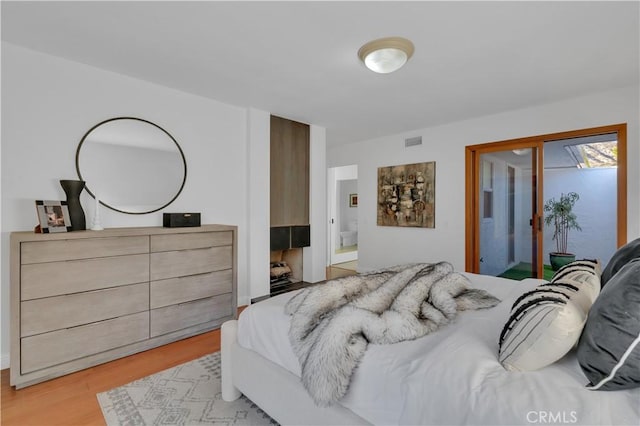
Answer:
327, 261, 358, 279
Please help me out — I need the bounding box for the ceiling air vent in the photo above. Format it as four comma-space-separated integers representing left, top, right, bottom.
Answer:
405, 136, 422, 147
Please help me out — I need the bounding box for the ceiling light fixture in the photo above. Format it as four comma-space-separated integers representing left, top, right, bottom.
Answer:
358, 37, 415, 74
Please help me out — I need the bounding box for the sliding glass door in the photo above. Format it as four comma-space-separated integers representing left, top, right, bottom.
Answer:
466, 124, 627, 280
542, 133, 621, 270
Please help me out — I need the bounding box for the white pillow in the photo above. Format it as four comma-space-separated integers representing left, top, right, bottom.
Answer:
498, 260, 601, 371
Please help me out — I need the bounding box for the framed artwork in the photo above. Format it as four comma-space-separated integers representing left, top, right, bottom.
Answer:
349, 193, 358, 207
35, 200, 72, 233
377, 161, 435, 228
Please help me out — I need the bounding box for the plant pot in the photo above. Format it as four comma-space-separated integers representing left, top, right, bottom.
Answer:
549, 252, 576, 271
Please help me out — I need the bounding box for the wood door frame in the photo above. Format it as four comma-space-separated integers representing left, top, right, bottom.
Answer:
465, 123, 627, 274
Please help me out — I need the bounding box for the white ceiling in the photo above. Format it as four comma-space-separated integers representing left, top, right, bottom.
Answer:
2, 1, 638, 147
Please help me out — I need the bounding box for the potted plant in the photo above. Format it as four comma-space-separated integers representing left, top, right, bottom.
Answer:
544, 192, 582, 271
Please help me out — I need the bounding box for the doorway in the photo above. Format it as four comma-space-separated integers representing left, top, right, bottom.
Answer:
328, 165, 358, 270
476, 147, 538, 278
466, 124, 627, 279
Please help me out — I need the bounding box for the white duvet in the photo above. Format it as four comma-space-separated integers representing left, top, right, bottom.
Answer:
238, 272, 640, 425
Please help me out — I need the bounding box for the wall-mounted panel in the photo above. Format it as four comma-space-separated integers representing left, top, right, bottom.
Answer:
270, 115, 310, 226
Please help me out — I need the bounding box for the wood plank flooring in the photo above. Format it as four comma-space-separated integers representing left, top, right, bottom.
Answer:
1, 328, 222, 426
326, 264, 358, 279
0, 268, 358, 426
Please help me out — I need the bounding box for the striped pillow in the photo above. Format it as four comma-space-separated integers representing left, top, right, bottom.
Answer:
498, 260, 601, 371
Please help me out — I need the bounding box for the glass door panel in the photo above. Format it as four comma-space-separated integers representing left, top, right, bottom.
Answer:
478, 148, 539, 279
542, 133, 619, 272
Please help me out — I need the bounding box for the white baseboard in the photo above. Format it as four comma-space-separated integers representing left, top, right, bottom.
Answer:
238, 295, 251, 307
331, 250, 358, 265
1, 352, 9, 370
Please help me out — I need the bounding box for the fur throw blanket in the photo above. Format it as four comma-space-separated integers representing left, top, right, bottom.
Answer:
284, 261, 500, 406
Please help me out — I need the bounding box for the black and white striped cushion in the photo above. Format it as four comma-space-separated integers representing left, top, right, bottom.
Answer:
498, 260, 601, 371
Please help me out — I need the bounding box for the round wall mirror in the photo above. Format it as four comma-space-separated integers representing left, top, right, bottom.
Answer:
76, 117, 187, 214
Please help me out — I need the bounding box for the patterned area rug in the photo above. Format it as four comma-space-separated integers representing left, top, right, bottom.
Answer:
97, 352, 277, 425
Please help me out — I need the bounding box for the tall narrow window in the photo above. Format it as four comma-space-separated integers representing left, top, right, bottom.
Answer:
482, 160, 493, 219
508, 166, 516, 263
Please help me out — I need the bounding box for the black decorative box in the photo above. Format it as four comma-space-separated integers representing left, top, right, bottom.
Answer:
163, 213, 201, 228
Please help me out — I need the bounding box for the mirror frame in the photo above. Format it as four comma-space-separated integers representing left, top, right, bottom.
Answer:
75, 116, 187, 215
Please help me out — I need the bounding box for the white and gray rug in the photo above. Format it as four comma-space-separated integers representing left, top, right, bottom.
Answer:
97, 352, 277, 425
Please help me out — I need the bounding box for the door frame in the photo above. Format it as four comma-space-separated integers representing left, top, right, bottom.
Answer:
327, 165, 358, 266
465, 123, 627, 276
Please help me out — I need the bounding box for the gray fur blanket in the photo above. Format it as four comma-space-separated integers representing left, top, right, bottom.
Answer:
284, 261, 500, 406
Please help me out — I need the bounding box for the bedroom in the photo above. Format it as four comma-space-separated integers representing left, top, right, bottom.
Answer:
1, 1, 639, 424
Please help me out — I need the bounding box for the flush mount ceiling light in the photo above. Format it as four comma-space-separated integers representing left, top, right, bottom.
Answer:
358, 37, 415, 74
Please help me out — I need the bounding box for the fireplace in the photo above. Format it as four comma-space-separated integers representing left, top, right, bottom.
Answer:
269, 225, 310, 294
270, 248, 303, 291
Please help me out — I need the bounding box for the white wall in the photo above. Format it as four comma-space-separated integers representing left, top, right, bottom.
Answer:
0, 44, 3, 371
0, 43, 329, 370
543, 168, 617, 266
339, 179, 358, 233
0, 43, 250, 368
327, 86, 640, 273
247, 108, 271, 301
303, 124, 328, 283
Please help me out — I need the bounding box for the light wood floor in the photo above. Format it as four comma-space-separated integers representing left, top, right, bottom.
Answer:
0, 270, 359, 426
326, 264, 358, 279
1, 328, 222, 426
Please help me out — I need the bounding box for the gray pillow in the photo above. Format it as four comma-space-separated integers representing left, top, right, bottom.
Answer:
577, 258, 640, 390
601, 237, 640, 287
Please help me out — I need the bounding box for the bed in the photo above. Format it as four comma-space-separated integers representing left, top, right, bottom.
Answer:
221, 269, 640, 425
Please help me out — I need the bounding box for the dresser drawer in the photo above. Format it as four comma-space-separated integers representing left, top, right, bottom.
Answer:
21, 283, 149, 337
21, 236, 149, 264
150, 231, 232, 252
21, 311, 149, 374
150, 270, 233, 309
150, 246, 232, 281
10, 224, 237, 388
150, 293, 233, 337
21, 254, 149, 300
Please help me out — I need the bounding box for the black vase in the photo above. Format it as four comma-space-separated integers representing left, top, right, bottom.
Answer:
60, 180, 86, 231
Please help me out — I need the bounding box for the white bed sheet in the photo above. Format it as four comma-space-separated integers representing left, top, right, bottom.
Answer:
238, 272, 640, 425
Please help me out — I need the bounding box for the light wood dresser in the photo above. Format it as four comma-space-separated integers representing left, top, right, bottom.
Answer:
10, 224, 237, 388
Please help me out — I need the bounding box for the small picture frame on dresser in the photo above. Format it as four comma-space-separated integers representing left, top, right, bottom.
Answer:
35, 200, 72, 233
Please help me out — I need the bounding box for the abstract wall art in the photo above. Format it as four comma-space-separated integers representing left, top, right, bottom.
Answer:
377, 161, 435, 228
